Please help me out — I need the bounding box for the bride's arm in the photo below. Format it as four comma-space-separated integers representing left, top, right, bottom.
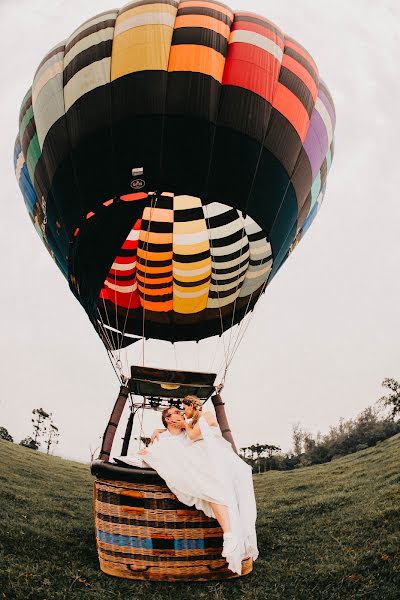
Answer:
203, 411, 218, 427
184, 420, 201, 440
184, 411, 218, 440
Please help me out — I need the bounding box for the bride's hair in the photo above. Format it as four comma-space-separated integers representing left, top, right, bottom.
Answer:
182, 395, 202, 428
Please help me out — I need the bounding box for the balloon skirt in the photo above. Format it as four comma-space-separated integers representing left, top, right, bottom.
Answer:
93, 474, 253, 581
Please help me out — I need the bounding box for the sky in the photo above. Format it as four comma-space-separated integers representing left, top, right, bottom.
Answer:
1, 0, 399, 463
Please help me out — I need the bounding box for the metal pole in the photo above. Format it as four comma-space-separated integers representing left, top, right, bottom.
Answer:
121, 408, 135, 456
211, 392, 238, 454
99, 385, 129, 462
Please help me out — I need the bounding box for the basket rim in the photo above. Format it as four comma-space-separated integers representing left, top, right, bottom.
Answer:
91, 459, 164, 484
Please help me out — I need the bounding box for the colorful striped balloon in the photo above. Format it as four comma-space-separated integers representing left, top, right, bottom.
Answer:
14, 0, 335, 345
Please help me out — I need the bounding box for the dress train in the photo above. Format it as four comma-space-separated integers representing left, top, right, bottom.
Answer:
141, 418, 258, 574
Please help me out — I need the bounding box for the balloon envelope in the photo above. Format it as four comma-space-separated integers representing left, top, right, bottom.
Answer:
14, 0, 335, 346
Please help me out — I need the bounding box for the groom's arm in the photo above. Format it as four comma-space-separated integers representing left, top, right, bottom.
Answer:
150, 428, 166, 443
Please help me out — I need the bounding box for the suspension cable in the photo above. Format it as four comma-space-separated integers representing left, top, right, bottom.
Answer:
137, 396, 147, 451
118, 206, 147, 355
221, 124, 310, 378
204, 205, 229, 376
141, 193, 157, 367
101, 296, 118, 352
208, 335, 221, 373
225, 245, 273, 368
225, 271, 271, 372
113, 256, 121, 360
223, 214, 248, 382
96, 307, 115, 353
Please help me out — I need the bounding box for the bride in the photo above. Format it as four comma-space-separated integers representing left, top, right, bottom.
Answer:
138, 395, 258, 575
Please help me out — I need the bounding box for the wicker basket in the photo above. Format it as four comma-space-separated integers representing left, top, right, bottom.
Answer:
92, 461, 253, 581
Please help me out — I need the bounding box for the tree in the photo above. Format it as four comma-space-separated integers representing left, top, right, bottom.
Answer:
239, 447, 247, 459
264, 444, 281, 459
303, 432, 316, 454
292, 422, 304, 455
243, 446, 254, 460
20, 436, 39, 450
32, 408, 51, 448
240, 443, 282, 473
89, 442, 100, 462
379, 378, 400, 420
252, 443, 265, 473
261, 444, 281, 472
25, 408, 60, 454
44, 422, 59, 454
248, 444, 258, 461
0, 427, 13, 442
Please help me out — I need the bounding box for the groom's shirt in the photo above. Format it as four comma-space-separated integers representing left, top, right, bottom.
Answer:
158, 429, 191, 447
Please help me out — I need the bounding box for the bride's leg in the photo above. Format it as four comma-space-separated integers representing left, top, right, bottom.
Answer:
210, 502, 230, 532
210, 502, 239, 557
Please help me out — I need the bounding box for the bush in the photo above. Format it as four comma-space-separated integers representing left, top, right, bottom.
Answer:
19, 436, 39, 450
293, 406, 400, 469
0, 427, 13, 443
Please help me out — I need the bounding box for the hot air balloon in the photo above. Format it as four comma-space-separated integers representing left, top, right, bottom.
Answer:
14, 0, 335, 581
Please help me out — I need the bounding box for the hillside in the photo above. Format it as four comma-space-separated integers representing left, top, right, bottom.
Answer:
0, 435, 399, 599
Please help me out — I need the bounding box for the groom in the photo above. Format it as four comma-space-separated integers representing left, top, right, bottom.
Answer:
137, 401, 247, 564
160, 406, 187, 436
138, 406, 189, 456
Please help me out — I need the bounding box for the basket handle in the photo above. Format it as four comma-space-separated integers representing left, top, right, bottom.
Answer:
128, 564, 150, 574
207, 562, 227, 572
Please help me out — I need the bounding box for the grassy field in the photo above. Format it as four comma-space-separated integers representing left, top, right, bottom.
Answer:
0, 435, 399, 600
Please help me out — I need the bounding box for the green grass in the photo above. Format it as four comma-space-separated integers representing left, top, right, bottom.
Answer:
0, 435, 399, 600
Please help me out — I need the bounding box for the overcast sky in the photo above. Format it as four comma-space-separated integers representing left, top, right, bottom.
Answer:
1, 0, 399, 463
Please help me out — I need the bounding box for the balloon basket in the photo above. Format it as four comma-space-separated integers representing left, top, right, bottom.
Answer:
91, 461, 253, 581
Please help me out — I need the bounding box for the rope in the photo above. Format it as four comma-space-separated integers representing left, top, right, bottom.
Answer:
96, 309, 125, 384
219, 114, 310, 378
97, 309, 124, 382
224, 250, 271, 368
118, 208, 147, 354
141, 193, 157, 367
223, 215, 248, 382
116, 208, 148, 382
208, 336, 221, 373
96, 312, 123, 383
225, 272, 271, 372
108, 350, 123, 384
208, 29, 299, 379
100, 296, 118, 351
137, 396, 147, 451
130, 193, 158, 449
203, 206, 229, 376
113, 260, 121, 359
196, 340, 200, 371
96, 308, 114, 353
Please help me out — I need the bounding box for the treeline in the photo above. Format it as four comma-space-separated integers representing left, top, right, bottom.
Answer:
0, 407, 59, 454
239, 378, 400, 473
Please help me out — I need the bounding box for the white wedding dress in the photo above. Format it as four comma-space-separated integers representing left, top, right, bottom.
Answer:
141, 417, 258, 574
